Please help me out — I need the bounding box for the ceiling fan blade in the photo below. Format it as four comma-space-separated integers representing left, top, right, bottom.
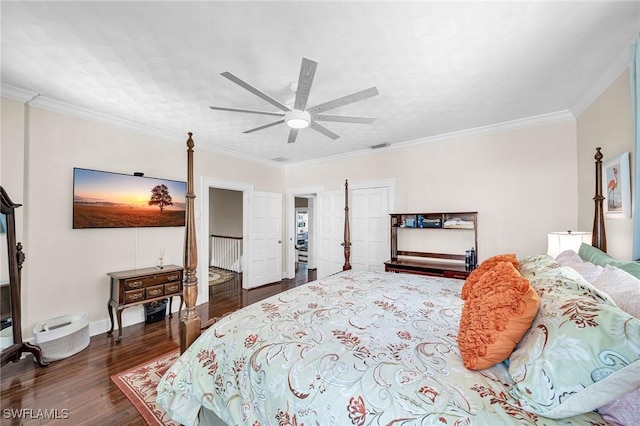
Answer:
307, 87, 379, 115
294, 57, 317, 111
310, 121, 339, 140
210, 106, 285, 117
287, 128, 299, 144
243, 119, 285, 134
313, 114, 376, 124
221, 71, 290, 112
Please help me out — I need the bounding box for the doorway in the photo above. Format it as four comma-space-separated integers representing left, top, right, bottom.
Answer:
208, 188, 243, 282
199, 178, 253, 305
295, 198, 309, 262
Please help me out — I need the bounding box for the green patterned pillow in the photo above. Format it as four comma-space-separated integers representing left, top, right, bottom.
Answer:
509, 255, 640, 418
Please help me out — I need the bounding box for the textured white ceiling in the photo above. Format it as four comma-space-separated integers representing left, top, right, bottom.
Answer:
1, 1, 638, 164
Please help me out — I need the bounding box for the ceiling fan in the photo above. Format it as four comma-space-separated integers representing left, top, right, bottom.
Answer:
209, 57, 379, 144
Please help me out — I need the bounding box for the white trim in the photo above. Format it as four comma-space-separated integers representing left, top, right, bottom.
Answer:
0, 84, 282, 168
3, 83, 578, 168
199, 177, 254, 305
285, 185, 325, 279
286, 110, 575, 168
1, 84, 38, 103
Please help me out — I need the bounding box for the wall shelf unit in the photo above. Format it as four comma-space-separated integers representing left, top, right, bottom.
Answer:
385, 212, 478, 279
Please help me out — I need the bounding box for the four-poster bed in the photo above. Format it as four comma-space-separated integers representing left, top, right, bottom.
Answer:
161, 144, 637, 425
592, 146, 607, 252
180, 132, 201, 353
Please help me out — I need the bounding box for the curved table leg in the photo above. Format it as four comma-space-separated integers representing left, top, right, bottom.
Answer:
115, 307, 124, 343
107, 301, 114, 335
24, 342, 49, 366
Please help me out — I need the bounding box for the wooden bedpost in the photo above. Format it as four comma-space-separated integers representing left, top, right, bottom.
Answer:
592, 147, 607, 252
342, 179, 352, 271
180, 132, 201, 354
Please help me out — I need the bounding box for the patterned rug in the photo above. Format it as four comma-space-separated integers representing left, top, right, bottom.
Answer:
111, 349, 180, 426
209, 266, 236, 286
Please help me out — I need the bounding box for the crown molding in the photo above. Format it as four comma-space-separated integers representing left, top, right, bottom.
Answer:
286, 110, 575, 168
0, 83, 280, 168
3, 83, 575, 169
194, 141, 284, 169
1, 84, 39, 103
404, 110, 576, 146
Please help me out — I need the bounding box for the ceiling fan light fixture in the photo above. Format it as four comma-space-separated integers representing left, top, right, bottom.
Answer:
285, 109, 311, 129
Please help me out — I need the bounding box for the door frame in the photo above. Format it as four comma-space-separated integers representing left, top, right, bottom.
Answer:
199, 177, 253, 305
285, 186, 324, 279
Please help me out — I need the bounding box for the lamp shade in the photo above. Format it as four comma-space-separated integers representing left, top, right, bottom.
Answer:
547, 231, 591, 258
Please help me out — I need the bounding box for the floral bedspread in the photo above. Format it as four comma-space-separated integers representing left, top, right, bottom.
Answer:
156, 270, 606, 426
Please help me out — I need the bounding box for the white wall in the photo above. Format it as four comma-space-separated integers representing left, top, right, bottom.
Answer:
1, 100, 284, 340
286, 118, 579, 261
209, 188, 243, 237
577, 69, 635, 260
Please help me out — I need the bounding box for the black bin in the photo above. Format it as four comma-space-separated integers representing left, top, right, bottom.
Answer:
144, 299, 168, 323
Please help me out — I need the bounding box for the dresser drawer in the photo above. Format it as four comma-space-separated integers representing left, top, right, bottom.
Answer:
124, 271, 181, 290
164, 282, 181, 295
162, 272, 181, 282
124, 289, 145, 303
146, 285, 164, 299
124, 279, 145, 291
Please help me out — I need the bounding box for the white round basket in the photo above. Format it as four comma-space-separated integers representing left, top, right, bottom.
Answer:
34, 312, 89, 362
1, 326, 13, 349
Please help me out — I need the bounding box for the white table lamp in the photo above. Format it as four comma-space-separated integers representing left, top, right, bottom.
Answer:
547, 231, 591, 258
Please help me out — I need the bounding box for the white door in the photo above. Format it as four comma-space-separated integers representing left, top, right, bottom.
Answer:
316, 189, 346, 279
350, 187, 389, 271
246, 191, 282, 289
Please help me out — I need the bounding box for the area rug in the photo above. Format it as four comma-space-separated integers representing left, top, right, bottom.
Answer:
209, 266, 235, 286
111, 349, 180, 426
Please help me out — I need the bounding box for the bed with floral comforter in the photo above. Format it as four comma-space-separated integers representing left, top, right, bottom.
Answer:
156, 268, 612, 425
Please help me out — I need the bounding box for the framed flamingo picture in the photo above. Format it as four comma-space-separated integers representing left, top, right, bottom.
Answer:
602, 151, 631, 218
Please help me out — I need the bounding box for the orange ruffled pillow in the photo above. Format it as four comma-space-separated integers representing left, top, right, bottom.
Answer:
457, 261, 540, 370
461, 253, 519, 300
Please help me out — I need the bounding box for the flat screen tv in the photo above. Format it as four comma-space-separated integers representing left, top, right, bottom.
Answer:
73, 168, 186, 229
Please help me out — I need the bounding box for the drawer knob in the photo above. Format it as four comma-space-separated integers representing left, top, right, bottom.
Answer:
129, 281, 143, 288
129, 293, 143, 301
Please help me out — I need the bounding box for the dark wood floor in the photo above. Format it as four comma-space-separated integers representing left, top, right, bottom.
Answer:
0, 264, 315, 425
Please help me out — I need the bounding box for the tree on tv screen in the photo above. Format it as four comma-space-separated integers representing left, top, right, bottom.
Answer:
148, 184, 173, 211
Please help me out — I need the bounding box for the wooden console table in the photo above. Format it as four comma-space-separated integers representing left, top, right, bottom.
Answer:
107, 265, 183, 342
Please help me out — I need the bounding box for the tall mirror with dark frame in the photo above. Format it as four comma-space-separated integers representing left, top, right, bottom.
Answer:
0, 186, 47, 367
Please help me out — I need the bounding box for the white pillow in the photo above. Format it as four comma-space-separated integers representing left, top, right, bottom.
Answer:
555, 249, 582, 263
598, 386, 640, 426
592, 265, 640, 318
555, 250, 604, 284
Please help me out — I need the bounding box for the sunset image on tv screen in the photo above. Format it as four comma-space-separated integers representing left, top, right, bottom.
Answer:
73, 168, 186, 228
